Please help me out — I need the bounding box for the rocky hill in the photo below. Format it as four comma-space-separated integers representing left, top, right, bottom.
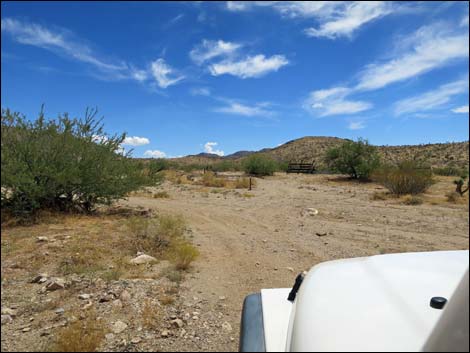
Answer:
170, 136, 469, 169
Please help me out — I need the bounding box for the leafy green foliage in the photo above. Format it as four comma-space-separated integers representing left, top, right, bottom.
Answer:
242, 154, 278, 176
1, 107, 151, 218
372, 161, 435, 195
325, 138, 380, 179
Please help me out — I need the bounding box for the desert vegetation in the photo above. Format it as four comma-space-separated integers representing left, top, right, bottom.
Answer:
325, 138, 381, 180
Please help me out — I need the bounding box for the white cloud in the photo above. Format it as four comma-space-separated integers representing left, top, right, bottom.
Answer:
209, 54, 288, 78
348, 121, 366, 130
144, 150, 167, 158
226, 2, 403, 39
305, 2, 394, 39
150, 59, 185, 88
204, 142, 225, 156
214, 101, 274, 117
122, 136, 150, 146
1, 18, 132, 78
190, 39, 242, 65
394, 79, 468, 115
356, 24, 469, 91
451, 105, 469, 114
304, 87, 372, 117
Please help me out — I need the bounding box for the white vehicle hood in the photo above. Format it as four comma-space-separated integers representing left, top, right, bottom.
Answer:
288, 250, 469, 352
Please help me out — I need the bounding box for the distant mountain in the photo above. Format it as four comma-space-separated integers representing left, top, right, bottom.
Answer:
224, 150, 255, 159
171, 136, 469, 169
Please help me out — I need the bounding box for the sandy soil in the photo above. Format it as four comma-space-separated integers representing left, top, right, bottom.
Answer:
1, 173, 468, 352
126, 173, 469, 351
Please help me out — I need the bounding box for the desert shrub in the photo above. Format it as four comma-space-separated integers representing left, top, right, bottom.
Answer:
325, 138, 380, 180
212, 160, 242, 172
402, 195, 423, 205
1, 107, 150, 219
171, 240, 200, 271
373, 161, 435, 195
243, 154, 277, 176
50, 309, 105, 352
433, 165, 468, 177
201, 171, 227, 187
125, 214, 186, 255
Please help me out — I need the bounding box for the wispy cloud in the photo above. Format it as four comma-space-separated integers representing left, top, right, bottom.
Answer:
144, 150, 167, 158
1, 18, 186, 89
394, 79, 468, 115
209, 54, 288, 78
348, 120, 366, 130
226, 2, 403, 39
204, 142, 224, 156
1, 18, 130, 78
122, 136, 150, 146
452, 105, 469, 114
214, 101, 275, 117
305, 2, 394, 39
190, 87, 211, 96
150, 59, 185, 88
190, 39, 242, 65
356, 24, 469, 91
304, 87, 372, 117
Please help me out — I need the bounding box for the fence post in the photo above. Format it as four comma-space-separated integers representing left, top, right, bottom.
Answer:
249, 177, 252, 191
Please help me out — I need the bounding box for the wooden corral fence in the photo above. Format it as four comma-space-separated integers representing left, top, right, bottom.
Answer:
286, 160, 316, 174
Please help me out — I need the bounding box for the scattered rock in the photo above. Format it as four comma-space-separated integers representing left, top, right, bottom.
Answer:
1, 315, 13, 325
31, 273, 48, 284
171, 319, 184, 328
111, 321, 128, 334
105, 333, 115, 341
36, 236, 49, 243
22, 327, 31, 333
316, 232, 328, 237
46, 278, 66, 291
120, 290, 131, 302
55, 308, 65, 315
286, 267, 294, 273
218, 296, 226, 301
304, 208, 319, 216
129, 254, 157, 265
78, 294, 91, 300
222, 322, 232, 332
1, 308, 17, 317
161, 330, 170, 338
131, 337, 141, 344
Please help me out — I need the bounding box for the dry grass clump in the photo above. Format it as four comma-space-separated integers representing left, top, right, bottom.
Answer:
170, 240, 200, 271
50, 309, 105, 352
153, 191, 170, 199
200, 171, 254, 189
402, 195, 423, 205
142, 299, 161, 329
370, 191, 389, 200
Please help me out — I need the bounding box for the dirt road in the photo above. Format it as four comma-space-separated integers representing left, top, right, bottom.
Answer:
126, 173, 469, 351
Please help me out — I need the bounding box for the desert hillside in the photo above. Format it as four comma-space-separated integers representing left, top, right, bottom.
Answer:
170, 137, 469, 170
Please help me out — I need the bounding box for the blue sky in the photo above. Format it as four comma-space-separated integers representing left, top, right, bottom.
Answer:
1, 1, 469, 158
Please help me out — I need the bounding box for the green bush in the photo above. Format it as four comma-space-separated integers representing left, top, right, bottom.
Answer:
1, 107, 149, 218
325, 138, 380, 180
433, 165, 468, 176
372, 161, 435, 195
242, 154, 277, 176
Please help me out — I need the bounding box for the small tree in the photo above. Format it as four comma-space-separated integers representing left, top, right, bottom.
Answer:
242, 154, 277, 176
1, 107, 150, 218
325, 138, 380, 180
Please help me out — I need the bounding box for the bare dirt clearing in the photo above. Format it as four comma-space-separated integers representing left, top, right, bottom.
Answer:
1, 174, 468, 352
